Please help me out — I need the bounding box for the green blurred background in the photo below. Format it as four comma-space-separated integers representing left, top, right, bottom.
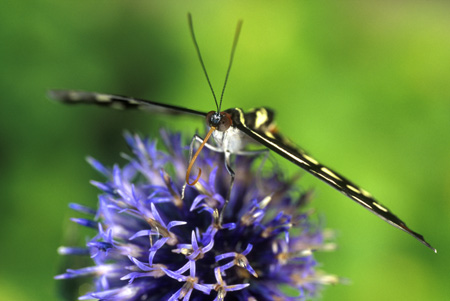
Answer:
1, 1, 449, 300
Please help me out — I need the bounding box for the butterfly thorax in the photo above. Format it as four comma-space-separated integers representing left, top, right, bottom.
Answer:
212, 124, 251, 153
209, 107, 276, 153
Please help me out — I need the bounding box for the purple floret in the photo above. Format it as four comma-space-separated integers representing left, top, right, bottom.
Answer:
56, 131, 336, 300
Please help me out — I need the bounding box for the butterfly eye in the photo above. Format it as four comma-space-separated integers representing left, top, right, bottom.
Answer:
217, 112, 232, 132
206, 111, 232, 132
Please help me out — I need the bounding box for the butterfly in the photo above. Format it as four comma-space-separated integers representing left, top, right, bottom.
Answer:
49, 14, 436, 252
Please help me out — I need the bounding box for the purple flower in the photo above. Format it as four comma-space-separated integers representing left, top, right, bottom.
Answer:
56, 131, 337, 300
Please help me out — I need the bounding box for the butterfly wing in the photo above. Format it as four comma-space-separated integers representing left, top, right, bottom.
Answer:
48, 90, 208, 117
232, 108, 435, 252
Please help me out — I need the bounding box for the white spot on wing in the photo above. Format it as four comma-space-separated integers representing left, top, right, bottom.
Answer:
321, 167, 341, 181
303, 154, 319, 165
264, 131, 276, 139
127, 99, 140, 105
68, 91, 82, 101
360, 188, 372, 198
254, 108, 268, 129
372, 202, 388, 212
236, 108, 246, 125
346, 184, 360, 194
96, 94, 111, 102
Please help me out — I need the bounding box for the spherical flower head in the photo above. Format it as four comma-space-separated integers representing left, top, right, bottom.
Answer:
56, 130, 337, 300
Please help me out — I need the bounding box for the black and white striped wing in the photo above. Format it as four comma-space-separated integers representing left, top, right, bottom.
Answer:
49, 90, 208, 117
234, 113, 435, 252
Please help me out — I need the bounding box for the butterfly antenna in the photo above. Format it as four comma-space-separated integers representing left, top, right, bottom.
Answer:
188, 13, 219, 112
218, 19, 243, 112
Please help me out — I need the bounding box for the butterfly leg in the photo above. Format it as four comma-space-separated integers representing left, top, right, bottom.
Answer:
219, 148, 269, 225
219, 151, 235, 226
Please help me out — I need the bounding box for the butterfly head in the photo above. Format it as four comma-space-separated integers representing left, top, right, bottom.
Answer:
185, 111, 232, 186
206, 111, 232, 132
